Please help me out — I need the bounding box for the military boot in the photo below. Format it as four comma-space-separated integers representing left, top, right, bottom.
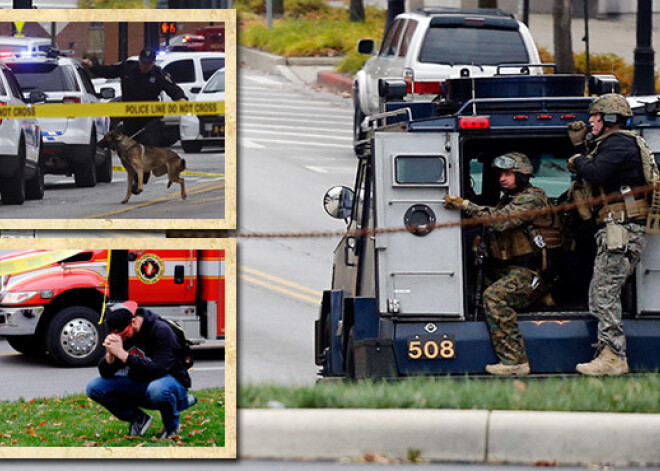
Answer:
576, 346, 629, 376
485, 362, 530, 376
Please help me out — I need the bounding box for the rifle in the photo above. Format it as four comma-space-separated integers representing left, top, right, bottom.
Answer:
473, 225, 488, 321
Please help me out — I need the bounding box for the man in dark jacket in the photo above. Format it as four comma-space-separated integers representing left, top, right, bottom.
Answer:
82, 47, 187, 146
86, 301, 197, 439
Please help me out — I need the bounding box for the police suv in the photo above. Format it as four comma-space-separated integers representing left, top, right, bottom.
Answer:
3, 53, 115, 187
316, 71, 660, 378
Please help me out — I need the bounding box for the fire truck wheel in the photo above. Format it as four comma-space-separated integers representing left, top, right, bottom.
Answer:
46, 306, 108, 367
345, 326, 356, 380
6, 335, 45, 356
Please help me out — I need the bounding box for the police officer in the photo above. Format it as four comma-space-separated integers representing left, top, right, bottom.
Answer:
567, 93, 652, 376
445, 152, 562, 376
82, 47, 187, 146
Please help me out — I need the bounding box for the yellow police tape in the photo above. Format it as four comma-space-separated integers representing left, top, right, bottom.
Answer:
0, 100, 224, 119
111, 165, 224, 178
0, 250, 81, 276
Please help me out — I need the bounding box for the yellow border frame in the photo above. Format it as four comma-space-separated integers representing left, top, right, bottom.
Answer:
0, 237, 236, 459
0, 9, 236, 231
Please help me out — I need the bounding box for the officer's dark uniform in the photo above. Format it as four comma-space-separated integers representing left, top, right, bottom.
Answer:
90, 49, 186, 146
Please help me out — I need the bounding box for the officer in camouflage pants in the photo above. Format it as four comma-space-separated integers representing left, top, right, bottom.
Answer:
567, 93, 651, 376
445, 152, 561, 376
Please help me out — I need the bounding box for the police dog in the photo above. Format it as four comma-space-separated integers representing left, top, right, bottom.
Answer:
100, 129, 187, 204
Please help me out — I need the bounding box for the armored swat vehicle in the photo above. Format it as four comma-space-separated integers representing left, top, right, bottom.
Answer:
315, 70, 660, 379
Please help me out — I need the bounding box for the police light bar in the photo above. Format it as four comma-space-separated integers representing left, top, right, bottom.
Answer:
459, 116, 490, 129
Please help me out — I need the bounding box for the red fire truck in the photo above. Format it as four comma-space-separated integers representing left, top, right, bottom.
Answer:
0, 249, 225, 367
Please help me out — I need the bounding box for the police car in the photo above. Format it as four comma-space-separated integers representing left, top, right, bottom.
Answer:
179, 67, 224, 153
0, 63, 43, 204
4, 53, 115, 187
0, 36, 52, 57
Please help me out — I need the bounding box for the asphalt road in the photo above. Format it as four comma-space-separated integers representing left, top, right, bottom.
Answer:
238, 68, 355, 385
0, 142, 225, 221
0, 338, 224, 401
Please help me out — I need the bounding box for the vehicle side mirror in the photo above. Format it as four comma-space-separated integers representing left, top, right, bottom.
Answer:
99, 87, 115, 99
190, 87, 201, 94
357, 39, 375, 55
28, 91, 46, 104
323, 186, 354, 220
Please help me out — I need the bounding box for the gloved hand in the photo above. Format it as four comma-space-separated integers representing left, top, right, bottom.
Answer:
567, 121, 588, 147
444, 194, 468, 210
567, 153, 582, 173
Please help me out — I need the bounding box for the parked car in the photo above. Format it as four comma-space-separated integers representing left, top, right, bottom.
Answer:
0, 36, 53, 57
352, 8, 542, 152
179, 68, 224, 153
0, 63, 43, 204
4, 54, 115, 187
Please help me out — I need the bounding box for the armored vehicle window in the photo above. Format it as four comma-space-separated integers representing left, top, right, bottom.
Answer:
395, 155, 446, 184
419, 27, 528, 66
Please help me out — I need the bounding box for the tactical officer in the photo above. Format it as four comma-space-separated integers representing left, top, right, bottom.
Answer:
567, 93, 654, 376
445, 152, 562, 376
82, 47, 187, 146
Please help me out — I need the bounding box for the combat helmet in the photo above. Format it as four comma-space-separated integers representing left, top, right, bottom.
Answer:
492, 152, 534, 176
589, 93, 632, 117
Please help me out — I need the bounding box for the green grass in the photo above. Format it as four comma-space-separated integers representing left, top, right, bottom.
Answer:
240, 376, 660, 413
0, 388, 225, 447
238, 1, 385, 74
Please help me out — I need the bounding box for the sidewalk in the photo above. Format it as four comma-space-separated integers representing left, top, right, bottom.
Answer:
241, 408, 660, 466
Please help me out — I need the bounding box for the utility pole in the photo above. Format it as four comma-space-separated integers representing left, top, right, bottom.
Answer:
632, 0, 655, 95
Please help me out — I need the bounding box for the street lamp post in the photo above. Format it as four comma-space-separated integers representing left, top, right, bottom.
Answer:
632, 0, 656, 95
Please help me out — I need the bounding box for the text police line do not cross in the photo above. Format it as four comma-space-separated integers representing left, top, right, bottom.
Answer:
0, 100, 224, 119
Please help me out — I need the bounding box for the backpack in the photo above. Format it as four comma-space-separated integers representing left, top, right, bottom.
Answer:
158, 316, 194, 370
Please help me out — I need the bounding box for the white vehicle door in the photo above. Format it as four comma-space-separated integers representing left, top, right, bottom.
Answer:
374, 131, 464, 318
364, 18, 406, 114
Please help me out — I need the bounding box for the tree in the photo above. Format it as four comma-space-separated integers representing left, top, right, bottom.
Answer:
553, 0, 575, 73
350, 0, 365, 22
478, 0, 498, 7
272, 0, 283, 16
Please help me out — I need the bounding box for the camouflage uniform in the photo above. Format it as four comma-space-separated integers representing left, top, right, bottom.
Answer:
570, 94, 647, 364
569, 93, 651, 375
463, 185, 550, 365
589, 224, 645, 357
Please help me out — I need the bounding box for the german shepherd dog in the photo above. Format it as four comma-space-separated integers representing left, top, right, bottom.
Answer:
100, 129, 187, 204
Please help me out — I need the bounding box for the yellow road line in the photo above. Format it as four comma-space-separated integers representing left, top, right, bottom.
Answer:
241, 266, 321, 296
241, 274, 320, 304
111, 165, 224, 178
85, 181, 223, 219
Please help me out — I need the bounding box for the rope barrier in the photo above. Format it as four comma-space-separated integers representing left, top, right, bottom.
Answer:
173, 182, 657, 240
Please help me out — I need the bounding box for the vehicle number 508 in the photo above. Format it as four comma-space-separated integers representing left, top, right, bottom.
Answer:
407, 336, 455, 360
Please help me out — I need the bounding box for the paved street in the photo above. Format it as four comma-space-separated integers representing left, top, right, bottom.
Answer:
238, 68, 354, 385
0, 142, 225, 221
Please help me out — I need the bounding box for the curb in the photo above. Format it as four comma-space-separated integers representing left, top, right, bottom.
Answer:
239, 46, 353, 92
240, 409, 660, 466
317, 70, 353, 93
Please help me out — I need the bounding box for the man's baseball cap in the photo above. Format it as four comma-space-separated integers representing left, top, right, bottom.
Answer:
105, 301, 138, 332
139, 47, 156, 64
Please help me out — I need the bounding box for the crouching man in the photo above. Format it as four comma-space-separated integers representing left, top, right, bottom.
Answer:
86, 301, 197, 439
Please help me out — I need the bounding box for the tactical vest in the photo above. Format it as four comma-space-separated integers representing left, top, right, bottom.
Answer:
488, 187, 563, 270
592, 130, 657, 226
